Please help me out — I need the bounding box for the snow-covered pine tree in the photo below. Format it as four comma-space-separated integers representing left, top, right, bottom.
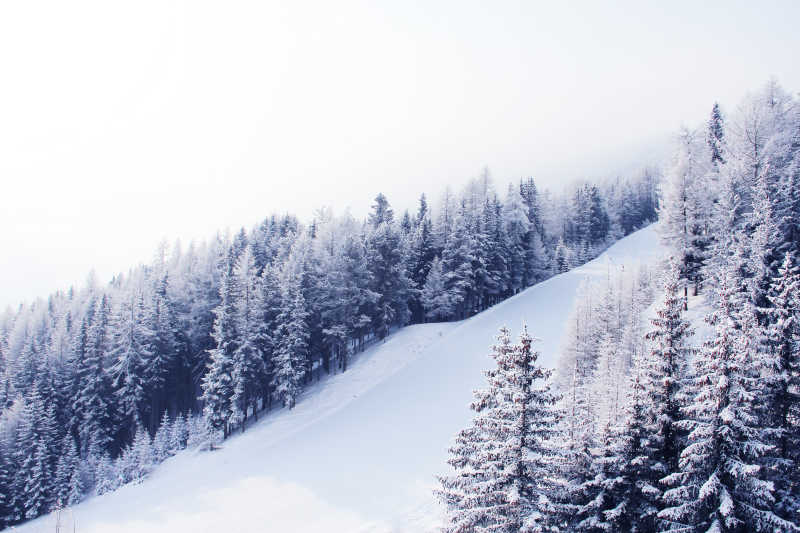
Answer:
502, 183, 531, 294
23, 438, 50, 519
0, 443, 10, 528
74, 296, 116, 456
421, 256, 454, 321
332, 233, 378, 370
120, 424, 154, 485
201, 265, 238, 439
659, 128, 712, 304
146, 271, 180, 434
110, 290, 156, 437
761, 252, 800, 522
483, 194, 510, 304
643, 257, 695, 502
553, 237, 573, 274
169, 412, 189, 451
408, 194, 437, 323
272, 277, 310, 409
12, 386, 53, 520
92, 452, 118, 496
659, 267, 794, 532
596, 348, 662, 532
436, 325, 561, 532
708, 102, 727, 167
230, 247, 267, 429
152, 410, 173, 462
367, 193, 411, 339
441, 206, 478, 319
54, 435, 82, 508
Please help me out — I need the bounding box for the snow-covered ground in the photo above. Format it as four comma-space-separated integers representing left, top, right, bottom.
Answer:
17, 225, 666, 533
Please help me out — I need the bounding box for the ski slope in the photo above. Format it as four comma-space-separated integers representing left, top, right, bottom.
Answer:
18, 225, 666, 533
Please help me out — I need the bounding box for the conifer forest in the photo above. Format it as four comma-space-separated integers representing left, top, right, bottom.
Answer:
1, 4, 798, 530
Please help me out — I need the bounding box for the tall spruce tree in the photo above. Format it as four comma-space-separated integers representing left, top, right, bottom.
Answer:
660, 267, 793, 532
436, 325, 561, 532
708, 102, 726, 166
762, 252, 800, 522
272, 277, 310, 409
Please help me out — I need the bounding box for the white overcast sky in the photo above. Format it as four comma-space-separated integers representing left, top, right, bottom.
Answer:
1, 0, 799, 310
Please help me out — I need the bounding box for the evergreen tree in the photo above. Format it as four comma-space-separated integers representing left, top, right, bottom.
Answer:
230, 248, 267, 429
0, 445, 10, 527
761, 252, 800, 521
483, 195, 510, 303
436, 325, 561, 532
708, 102, 726, 166
643, 258, 695, 498
659, 129, 712, 303
170, 412, 190, 451
152, 410, 173, 462
367, 194, 411, 339
660, 268, 793, 532
408, 194, 437, 322
502, 183, 531, 294
272, 277, 310, 409
589, 259, 694, 531
599, 349, 662, 532
54, 435, 82, 507
441, 206, 478, 318
92, 452, 118, 496
421, 256, 455, 321
110, 290, 156, 436
201, 267, 237, 438
146, 272, 180, 434
74, 297, 116, 455
553, 238, 573, 274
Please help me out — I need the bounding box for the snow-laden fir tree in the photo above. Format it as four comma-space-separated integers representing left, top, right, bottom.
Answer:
230, 247, 267, 429
421, 256, 455, 321
201, 265, 238, 438
642, 257, 695, 507
659, 128, 713, 304
152, 410, 173, 462
594, 349, 661, 532
272, 276, 310, 409
761, 252, 800, 522
53, 435, 82, 508
436, 325, 561, 532
118, 424, 154, 485
110, 290, 156, 436
169, 412, 189, 451
574, 260, 694, 532
502, 183, 531, 294
708, 102, 727, 167
366, 193, 411, 339
73, 297, 116, 455
659, 266, 795, 532
12, 386, 53, 521
92, 452, 118, 496
441, 206, 478, 319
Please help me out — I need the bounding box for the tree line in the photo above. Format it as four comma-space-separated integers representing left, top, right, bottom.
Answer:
0, 168, 656, 527
437, 79, 800, 532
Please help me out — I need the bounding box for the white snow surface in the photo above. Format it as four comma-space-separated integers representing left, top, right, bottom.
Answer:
18, 225, 666, 533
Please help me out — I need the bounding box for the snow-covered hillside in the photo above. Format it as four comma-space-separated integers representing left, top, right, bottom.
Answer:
18, 225, 666, 533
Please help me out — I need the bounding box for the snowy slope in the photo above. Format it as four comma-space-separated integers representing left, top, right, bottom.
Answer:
18, 225, 666, 533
